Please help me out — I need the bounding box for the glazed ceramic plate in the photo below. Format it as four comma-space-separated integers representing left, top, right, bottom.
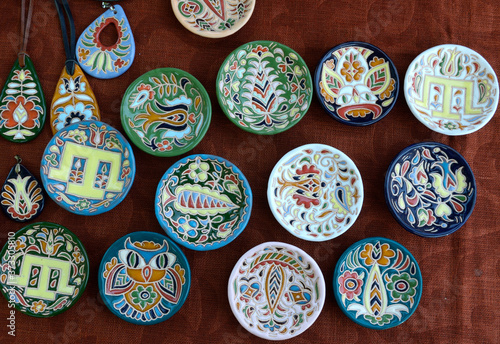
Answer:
216, 41, 313, 135
98, 231, 191, 325
121, 68, 211, 157
404, 44, 499, 135
0, 222, 89, 317
228, 241, 326, 340
333, 237, 422, 329
171, 0, 255, 38
268, 144, 363, 241
315, 41, 399, 126
155, 154, 252, 250
40, 120, 135, 215
385, 142, 476, 237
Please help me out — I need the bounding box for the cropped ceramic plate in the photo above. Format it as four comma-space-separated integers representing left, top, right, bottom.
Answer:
385, 142, 476, 237
0, 222, 89, 317
216, 41, 313, 135
155, 154, 252, 250
333, 237, 422, 329
98, 231, 191, 325
40, 120, 135, 215
228, 241, 326, 340
268, 144, 363, 241
404, 44, 499, 135
121, 68, 211, 157
315, 41, 399, 126
171, 0, 255, 38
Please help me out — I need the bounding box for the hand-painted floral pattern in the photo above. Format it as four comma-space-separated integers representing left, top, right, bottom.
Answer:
156, 155, 251, 250
121, 68, 211, 157
268, 144, 363, 241
387, 143, 475, 236
173, 0, 254, 38
317, 43, 398, 125
41, 121, 135, 215
405, 45, 498, 135
229, 243, 325, 340
0, 223, 89, 317
217, 41, 312, 134
0, 56, 45, 142
76, 5, 135, 79
335, 238, 422, 329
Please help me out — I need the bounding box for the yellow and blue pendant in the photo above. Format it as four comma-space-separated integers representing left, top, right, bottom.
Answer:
76, 4, 135, 79
0, 156, 44, 222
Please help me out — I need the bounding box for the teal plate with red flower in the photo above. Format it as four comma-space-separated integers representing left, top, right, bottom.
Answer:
155, 154, 252, 250
216, 41, 313, 135
121, 68, 211, 156
40, 120, 136, 215
385, 142, 476, 237
98, 231, 191, 325
333, 237, 422, 329
0, 222, 89, 317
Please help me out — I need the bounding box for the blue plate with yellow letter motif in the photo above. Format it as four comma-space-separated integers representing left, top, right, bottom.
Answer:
98, 231, 191, 325
40, 120, 135, 215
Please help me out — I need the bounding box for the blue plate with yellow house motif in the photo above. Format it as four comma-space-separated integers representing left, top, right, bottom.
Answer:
384, 142, 476, 237
315, 41, 399, 126
40, 120, 135, 215
333, 237, 422, 329
155, 154, 252, 251
98, 231, 191, 325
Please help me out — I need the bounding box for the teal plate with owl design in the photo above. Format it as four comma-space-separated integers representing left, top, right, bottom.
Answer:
40, 120, 136, 215
404, 44, 499, 135
98, 231, 191, 325
268, 143, 363, 241
121, 68, 211, 156
385, 142, 476, 237
216, 41, 313, 135
315, 41, 399, 126
334, 237, 422, 329
155, 154, 252, 250
0, 222, 89, 317
228, 241, 326, 340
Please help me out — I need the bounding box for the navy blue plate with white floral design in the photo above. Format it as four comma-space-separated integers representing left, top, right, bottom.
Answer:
384, 142, 476, 237
315, 41, 399, 126
333, 237, 422, 329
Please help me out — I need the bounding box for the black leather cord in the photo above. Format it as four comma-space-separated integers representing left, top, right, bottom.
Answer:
54, 0, 76, 75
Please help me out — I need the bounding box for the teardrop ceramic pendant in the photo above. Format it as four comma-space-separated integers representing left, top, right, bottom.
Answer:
0, 56, 46, 142
0, 156, 44, 222
76, 4, 135, 79
50, 64, 100, 134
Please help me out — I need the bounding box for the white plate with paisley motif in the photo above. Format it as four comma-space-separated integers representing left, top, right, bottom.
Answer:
171, 0, 255, 38
228, 241, 326, 340
268, 144, 364, 241
404, 44, 499, 135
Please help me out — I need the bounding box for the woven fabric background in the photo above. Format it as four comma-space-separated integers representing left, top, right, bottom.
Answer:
0, 0, 499, 343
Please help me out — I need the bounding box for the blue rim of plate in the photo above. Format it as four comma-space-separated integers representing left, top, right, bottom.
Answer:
384, 142, 476, 237
40, 120, 136, 216
155, 154, 252, 251
333, 237, 422, 330
314, 41, 399, 126
98, 231, 191, 325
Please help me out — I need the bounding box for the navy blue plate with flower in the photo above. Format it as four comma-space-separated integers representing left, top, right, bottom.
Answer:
333, 237, 422, 329
98, 231, 191, 325
385, 142, 476, 237
315, 41, 399, 126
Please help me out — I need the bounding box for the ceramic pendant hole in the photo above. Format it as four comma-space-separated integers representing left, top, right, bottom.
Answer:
98, 22, 119, 48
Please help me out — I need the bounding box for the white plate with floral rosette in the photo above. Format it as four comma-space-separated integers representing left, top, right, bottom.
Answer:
268, 144, 364, 241
228, 241, 326, 340
404, 44, 499, 135
171, 0, 255, 38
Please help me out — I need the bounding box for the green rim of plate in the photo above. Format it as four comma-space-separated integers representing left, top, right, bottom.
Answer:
216, 40, 313, 135
121, 68, 211, 156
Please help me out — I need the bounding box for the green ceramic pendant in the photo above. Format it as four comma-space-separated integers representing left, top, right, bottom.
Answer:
121, 68, 211, 157
0, 56, 46, 142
